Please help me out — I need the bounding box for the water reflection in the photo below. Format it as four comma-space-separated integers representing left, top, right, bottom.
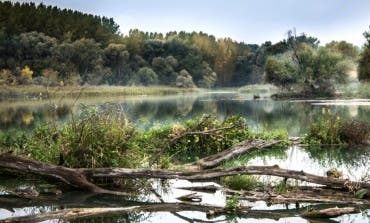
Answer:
1, 93, 370, 137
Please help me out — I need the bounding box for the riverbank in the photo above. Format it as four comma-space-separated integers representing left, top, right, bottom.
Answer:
0, 85, 201, 101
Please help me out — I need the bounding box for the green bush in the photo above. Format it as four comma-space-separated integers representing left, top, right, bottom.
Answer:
168, 115, 249, 162
305, 108, 370, 145
305, 108, 342, 144
59, 106, 141, 168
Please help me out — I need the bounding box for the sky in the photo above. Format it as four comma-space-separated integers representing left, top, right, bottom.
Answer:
12, 0, 370, 46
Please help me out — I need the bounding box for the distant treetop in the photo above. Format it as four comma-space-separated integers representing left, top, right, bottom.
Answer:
0, 1, 120, 44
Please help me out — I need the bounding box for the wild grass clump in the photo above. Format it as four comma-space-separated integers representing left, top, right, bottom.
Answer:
0, 125, 60, 163
305, 108, 370, 145
305, 108, 342, 144
59, 106, 141, 168
222, 175, 263, 191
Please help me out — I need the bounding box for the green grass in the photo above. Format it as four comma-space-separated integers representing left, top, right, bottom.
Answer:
0, 85, 201, 101
222, 175, 263, 191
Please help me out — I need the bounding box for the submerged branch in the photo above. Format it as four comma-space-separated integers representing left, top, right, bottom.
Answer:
0, 202, 290, 223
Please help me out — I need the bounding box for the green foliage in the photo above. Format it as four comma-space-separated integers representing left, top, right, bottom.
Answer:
133, 67, 158, 86
274, 179, 291, 193
59, 106, 140, 168
354, 189, 370, 199
176, 69, 196, 88
222, 175, 262, 191
168, 115, 250, 162
359, 43, 370, 82
265, 42, 351, 96
305, 108, 343, 144
265, 54, 298, 90
325, 41, 359, 60
305, 108, 370, 145
0, 1, 119, 44
0, 125, 59, 163
225, 195, 240, 212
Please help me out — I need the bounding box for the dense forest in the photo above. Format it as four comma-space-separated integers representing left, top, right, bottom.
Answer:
0, 1, 368, 89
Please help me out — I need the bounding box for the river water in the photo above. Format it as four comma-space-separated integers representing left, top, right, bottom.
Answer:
0, 91, 369, 222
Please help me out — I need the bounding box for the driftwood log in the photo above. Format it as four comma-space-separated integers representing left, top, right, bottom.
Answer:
301, 207, 359, 218
2, 153, 370, 193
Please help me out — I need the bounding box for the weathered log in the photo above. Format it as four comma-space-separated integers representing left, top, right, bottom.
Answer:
188, 139, 282, 169
83, 165, 370, 190
227, 187, 370, 205
2, 153, 370, 195
0, 153, 128, 195
300, 207, 359, 218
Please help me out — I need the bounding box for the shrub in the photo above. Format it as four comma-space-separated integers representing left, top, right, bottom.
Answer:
59, 106, 140, 168
169, 115, 249, 162
305, 108, 342, 144
305, 108, 370, 145
339, 120, 370, 145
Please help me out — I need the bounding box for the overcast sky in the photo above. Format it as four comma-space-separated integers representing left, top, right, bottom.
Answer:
12, 0, 370, 46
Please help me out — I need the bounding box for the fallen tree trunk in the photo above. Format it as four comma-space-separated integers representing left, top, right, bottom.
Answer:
83, 165, 370, 190
301, 207, 359, 219
227, 187, 370, 205
188, 139, 282, 169
0, 153, 128, 195
1, 153, 370, 194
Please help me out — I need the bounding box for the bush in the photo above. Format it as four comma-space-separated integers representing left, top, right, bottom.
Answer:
168, 115, 249, 162
137, 114, 250, 165
59, 106, 140, 168
305, 108, 342, 144
305, 108, 370, 145
339, 120, 370, 145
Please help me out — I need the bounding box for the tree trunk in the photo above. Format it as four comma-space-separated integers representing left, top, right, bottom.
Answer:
301, 207, 359, 219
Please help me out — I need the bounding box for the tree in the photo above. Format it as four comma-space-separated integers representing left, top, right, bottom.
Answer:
19, 65, 33, 84
152, 56, 178, 85
265, 43, 351, 96
359, 26, 370, 82
325, 41, 359, 60
265, 54, 298, 90
104, 43, 130, 84
133, 67, 158, 86
0, 69, 16, 85
176, 69, 195, 88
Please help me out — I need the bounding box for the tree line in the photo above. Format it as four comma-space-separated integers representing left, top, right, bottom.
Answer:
0, 1, 369, 90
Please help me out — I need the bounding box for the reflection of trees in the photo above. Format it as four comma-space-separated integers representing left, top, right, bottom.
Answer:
0, 104, 71, 130
305, 146, 370, 168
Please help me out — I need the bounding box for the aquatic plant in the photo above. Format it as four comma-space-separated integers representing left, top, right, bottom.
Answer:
225, 195, 240, 212
221, 175, 262, 191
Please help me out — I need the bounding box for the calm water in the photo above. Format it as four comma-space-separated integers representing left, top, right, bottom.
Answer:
1, 91, 370, 135
1, 91, 370, 222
